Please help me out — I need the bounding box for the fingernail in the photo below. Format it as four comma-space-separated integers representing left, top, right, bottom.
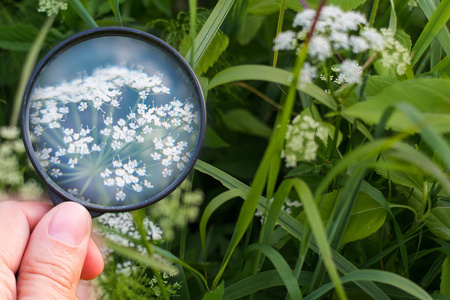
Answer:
48, 203, 90, 246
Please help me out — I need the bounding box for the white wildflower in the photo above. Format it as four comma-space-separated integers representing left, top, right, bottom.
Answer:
273, 31, 297, 51
309, 36, 332, 61
38, 0, 68, 16
336, 60, 363, 84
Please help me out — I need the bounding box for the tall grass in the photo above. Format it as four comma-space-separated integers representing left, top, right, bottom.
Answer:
0, 0, 449, 298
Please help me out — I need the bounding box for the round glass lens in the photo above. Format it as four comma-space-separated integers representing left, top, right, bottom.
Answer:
24, 28, 204, 209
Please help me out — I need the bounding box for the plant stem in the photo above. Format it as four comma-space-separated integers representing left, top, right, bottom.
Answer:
10, 15, 54, 127
369, 0, 380, 27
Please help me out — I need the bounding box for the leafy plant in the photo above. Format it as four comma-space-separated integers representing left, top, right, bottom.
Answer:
0, 0, 449, 299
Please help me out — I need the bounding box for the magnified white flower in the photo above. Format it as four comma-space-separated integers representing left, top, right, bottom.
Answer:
30, 65, 200, 204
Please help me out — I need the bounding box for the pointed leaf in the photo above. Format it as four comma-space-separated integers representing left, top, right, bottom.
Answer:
426, 207, 450, 240
442, 256, 450, 296
345, 79, 450, 133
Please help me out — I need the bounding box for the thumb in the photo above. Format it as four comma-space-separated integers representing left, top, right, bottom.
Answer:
17, 202, 92, 300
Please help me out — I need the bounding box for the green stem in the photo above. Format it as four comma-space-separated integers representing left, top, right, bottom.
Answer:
188, 0, 197, 68
389, 204, 418, 217
10, 15, 55, 127
369, 0, 380, 27
134, 210, 171, 300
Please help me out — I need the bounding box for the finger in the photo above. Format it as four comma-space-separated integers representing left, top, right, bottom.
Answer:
80, 238, 104, 280
0, 201, 52, 299
17, 202, 92, 300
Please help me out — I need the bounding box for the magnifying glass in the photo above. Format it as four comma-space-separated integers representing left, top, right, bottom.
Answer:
21, 27, 206, 217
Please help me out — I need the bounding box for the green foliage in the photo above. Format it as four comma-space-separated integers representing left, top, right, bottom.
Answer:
1, 0, 450, 299
345, 79, 450, 133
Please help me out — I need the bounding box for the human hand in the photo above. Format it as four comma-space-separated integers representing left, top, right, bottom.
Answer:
0, 200, 104, 299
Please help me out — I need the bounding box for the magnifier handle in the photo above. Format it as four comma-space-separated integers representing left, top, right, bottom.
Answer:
47, 189, 103, 218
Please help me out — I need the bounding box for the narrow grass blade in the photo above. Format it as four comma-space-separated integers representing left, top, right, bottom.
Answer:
194, 160, 389, 299
208, 65, 336, 110
304, 269, 433, 300
417, 0, 450, 60
260, 180, 292, 246
246, 244, 302, 299
186, 0, 235, 67
106, 241, 178, 274
11, 15, 54, 126
394, 102, 450, 169
108, 0, 123, 26
67, 0, 98, 29
152, 244, 209, 289
273, 0, 287, 67
224, 270, 312, 299
412, 0, 450, 66
211, 140, 273, 288
360, 180, 410, 276
290, 178, 348, 300
199, 189, 246, 266
188, 0, 197, 67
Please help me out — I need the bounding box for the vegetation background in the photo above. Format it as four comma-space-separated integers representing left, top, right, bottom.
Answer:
0, 0, 449, 299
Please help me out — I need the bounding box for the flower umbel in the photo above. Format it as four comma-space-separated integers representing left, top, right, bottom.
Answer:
282, 115, 329, 167
30, 66, 200, 206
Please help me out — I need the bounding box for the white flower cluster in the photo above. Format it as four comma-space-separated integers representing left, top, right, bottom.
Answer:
97, 212, 163, 255
255, 197, 302, 225
378, 29, 412, 75
30, 66, 199, 203
273, 5, 412, 84
38, 0, 68, 16
0, 126, 43, 200
281, 115, 329, 167
148, 180, 204, 240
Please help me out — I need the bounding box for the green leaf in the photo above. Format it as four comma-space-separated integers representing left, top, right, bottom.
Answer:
202, 282, 225, 300
106, 241, 178, 274
208, 65, 337, 110
442, 256, 450, 296
428, 57, 450, 79
0, 24, 38, 51
245, 244, 302, 299
290, 179, 348, 299
345, 78, 450, 133
426, 207, 450, 240
107, 0, 123, 25
67, 0, 98, 28
199, 189, 246, 265
339, 192, 387, 244
417, 0, 450, 60
248, 0, 280, 15
186, 0, 235, 67
375, 154, 425, 189
365, 76, 399, 97
299, 190, 387, 245
224, 109, 272, 138
194, 160, 389, 299
204, 126, 229, 148
412, 0, 450, 66
305, 269, 433, 300
224, 270, 312, 299
195, 32, 229, 75
237, 15, 265, 45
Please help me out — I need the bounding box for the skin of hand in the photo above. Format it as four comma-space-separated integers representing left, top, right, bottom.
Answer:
0, 200, 104, 300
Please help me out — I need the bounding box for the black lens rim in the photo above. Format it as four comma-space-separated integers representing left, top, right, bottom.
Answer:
21, 27, 206, 214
